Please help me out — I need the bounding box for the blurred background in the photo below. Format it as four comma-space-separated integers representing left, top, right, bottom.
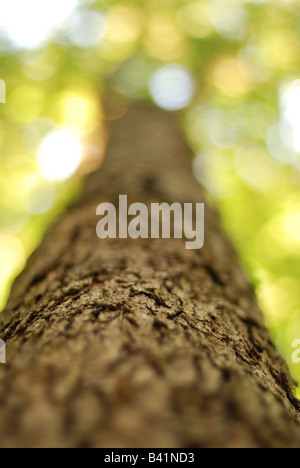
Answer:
0, 0, 300, 394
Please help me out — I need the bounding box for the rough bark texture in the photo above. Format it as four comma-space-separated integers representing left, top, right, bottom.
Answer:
0, 105, 300, 448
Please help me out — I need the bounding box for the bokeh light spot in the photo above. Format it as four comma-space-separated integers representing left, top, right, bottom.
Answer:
279, 80, 300, 153
210, 56, 252, 97
37, 129, 82, 181
0, 233, 25, 310
27, 183, 57, 215
67, 9, 106, 48
176, 3, 213, 39
234, 144, 278, 190
284, 212, 300, 244
149, 65, 194, 111
0, 0, 78, 49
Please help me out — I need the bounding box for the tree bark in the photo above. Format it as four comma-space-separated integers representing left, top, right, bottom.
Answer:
0, 105, 300, 448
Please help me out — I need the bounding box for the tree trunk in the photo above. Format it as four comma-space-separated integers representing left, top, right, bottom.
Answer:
0, 105, 300, 448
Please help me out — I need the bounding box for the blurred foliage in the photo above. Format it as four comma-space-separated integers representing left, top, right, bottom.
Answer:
0, 0, 300, 395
